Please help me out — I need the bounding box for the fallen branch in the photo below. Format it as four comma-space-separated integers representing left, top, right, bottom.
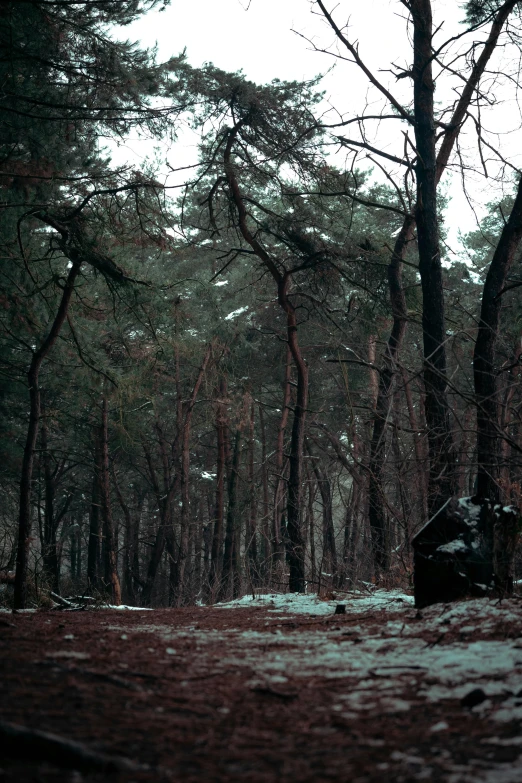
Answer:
49, 592, 74, 607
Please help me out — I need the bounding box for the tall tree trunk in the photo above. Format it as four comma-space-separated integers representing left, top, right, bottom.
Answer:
311, 458, 337, 586
368, 221, 412, 578
258, 403, 271, 580
70, 522, 80, 583
14, 260, 81, 609
305, 464, 316, 589
474, 178, 522, 503
500, 337, 522, 495
400, 366, 428, 523
99, 395, 121, 605
282, 279, 309, 593
224, 127, 308, 592
141, 428, 177, 606
112, 466, 136, 605
171, 344, 212, 607
364, 0, 516, 540
40, 414, 60, 593
246, 399, 259, 586
272, 347, 292, 575
411, 0, 457, 515
220, 428, 242, 601
209, 378, 228, 597
87, 446, 102, 592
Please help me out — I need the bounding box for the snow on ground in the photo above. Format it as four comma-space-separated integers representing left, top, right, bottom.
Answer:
99, 604, 153, 610
217, 588, 414, 615
107, 591, 522, 730
6, 588, 519, 781
104, 592, 522, 780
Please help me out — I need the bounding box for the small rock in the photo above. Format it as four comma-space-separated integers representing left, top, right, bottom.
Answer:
461, 688, 487, 708
334, 604, 346, 615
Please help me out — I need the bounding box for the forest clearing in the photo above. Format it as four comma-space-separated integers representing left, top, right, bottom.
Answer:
3, 591, 522, 782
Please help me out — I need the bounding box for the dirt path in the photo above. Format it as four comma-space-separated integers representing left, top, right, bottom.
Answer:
2, 592, 522, 782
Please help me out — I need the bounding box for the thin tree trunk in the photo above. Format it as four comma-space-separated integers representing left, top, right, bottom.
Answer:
272, 347, 292, 574
220, 428, 242, 601
307, 466, 316, 589
209, 378, 227, 596
99, 395, 121, 605
14, 261, 81, 609
141, 426, 178, 606
312, 460, 337, 586
40, 414, 60, 593
258, 404, 271, 580
171, 344, 212, 606
87, 445, 102, 592
224, 128, 308, 592
368, 220, 412, 579
246, 399, 258, 586
112, 466, 136, 605
400, 366, 428, 522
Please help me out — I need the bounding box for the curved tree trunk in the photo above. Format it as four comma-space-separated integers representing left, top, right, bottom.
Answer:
224, 128, 309, 592
368, 219, 412, 577
14, 260, 81, 609
280, 276, 309, 593
473, 178, 522, 504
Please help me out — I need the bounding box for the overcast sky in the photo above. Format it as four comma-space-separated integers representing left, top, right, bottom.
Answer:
115, 0, 522, 254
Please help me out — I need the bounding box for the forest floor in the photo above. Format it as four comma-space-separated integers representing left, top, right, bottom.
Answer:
2, 589, 522, 782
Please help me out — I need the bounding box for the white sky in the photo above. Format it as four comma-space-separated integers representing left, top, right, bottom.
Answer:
114, 0, 522, 254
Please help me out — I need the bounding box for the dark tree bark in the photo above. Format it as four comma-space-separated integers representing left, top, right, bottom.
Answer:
283, 277, 309, 593
171, 343, 212, 606
363, 0, 517, 549
312, 460, 337, 586
411, 0, 457, 515
141, 426, 177, 606
258, 403, 271, 578
14, 260, 81, 609
306, 463, 317, 588
39, 406, 74, 595
87, 447, 102, 592
99, 395, 121, 605
473, 177, 522, 504
246, 399, 259, 586
209, 378, 228, 596
500, 338, 522, 495
219, 428, 243, 601
70, 522, 80, 583
112, 467, 137, 605
40, 417, 59, 593
272, 347, 292, 576
368, 219, 412, 577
